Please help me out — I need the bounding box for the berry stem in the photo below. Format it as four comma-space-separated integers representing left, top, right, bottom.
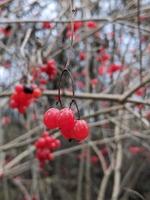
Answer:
70, 99, 80, 120
57, 68, 75, 107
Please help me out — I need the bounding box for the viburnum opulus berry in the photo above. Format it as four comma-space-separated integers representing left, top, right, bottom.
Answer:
73, 120, 89, 140
43, 107, 89, 141
41, 59, 57, 80
10, 84, 41, 113
86, 21, 97, 29
43, 108, 60, 129
60, 119, 89, 140
35, 131, 61, 167
58, 108, 75, 131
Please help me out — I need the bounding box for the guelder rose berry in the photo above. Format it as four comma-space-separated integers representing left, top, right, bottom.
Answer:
43, 108, 60, 129
73, 120, 89, 141
61, 128, 75, 139
58, 108, 75, 131
34, 132, 61, 167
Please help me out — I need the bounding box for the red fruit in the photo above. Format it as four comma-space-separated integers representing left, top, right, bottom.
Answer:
43, 108, 60, 129
1, 26, 12, 37
10, 100, 17, 108
73, 120, 89, 141
61, 129, 75, 139
41, 65, 47, 72
45, 136, 54, 148
107, 64, 122, 75
91, 78, 98, 86
48, 153, 54, 160
91, 155, 99, 164
128, 146, 144, 155
42, 149, 51, 160
98, 65, 107, 75
42, 22, 53, 29
97, 53, 110, 63
79, 52, 86, 60
86, 21, 97, 29
33, 88, 41, 98
50, 141, 58, 150
58, 108, 75, 131
54, 139, 61, 148
36, 149, 45, 161
47, 59, 56, 67
135, 88, 145, 96
15, 84, 23, 93
35, 138, 46, 149
42, 131, 49, 138
40, 78, 48, 85
74, 21, 83, 31
18, 106, 26, 114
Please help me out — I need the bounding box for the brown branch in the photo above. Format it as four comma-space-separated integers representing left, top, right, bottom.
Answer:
1, 89, 150, 105
0, 18, 111, 24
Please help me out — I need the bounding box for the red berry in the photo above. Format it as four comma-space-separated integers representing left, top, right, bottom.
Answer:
33, 88, 41, 98
54, 139, 61, 148
15, 84, 23, 93
79, 52, 86, 60
58, 108, 75, 131
43, 108, 60, 129
35, 138, 46, 149
45, 136, 54, 148
18, 106, 26, 114
36, 149, 45, 161
86, 21, 97, 29
42, 22, 53, 29
61, 129, 75, 139
73, 120, 89, 141
74, 21, 83, 31
48, 153, 54, 160
10, 100, 17, 108
50, 141, 58, 150
42, 131, 49, 138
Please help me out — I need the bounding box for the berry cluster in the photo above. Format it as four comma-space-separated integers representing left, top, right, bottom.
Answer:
41, 59, 57, 80
42, 22, 53, 29
10, 84, 41, 113
43, 108, 89, 141
35, 131, 61, 168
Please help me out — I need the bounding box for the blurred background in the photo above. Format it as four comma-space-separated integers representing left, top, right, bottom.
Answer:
0, 0, 150, 200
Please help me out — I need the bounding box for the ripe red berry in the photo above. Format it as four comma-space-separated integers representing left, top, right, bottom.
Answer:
36, 149, 45, 161
61, 129, 75, 139
10, 100, 18, 108
50, 141, 58, 150
15, 84, 23, 93
43, 108, 60, 129
58, 108, 75, 131
79, 52, 86, 60
74, 21, 83, 31
35, 138, 46, 149
33, 88, 41, 98
45, 136, 54, 148
86, 21, 97, 29
73, 120, 89, 141
42, 22, 53, 29
54, 139, 61, 148
42, 131, 49, 138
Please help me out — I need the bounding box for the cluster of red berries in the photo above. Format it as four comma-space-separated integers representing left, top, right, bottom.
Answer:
41, 59, 57, 80
10, 84, 41, 113
43, 107, 89, 141
35, 131, 61, 168
0, 25, 12, 37
42, 22, 53, 29
66, 21, 97, 38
